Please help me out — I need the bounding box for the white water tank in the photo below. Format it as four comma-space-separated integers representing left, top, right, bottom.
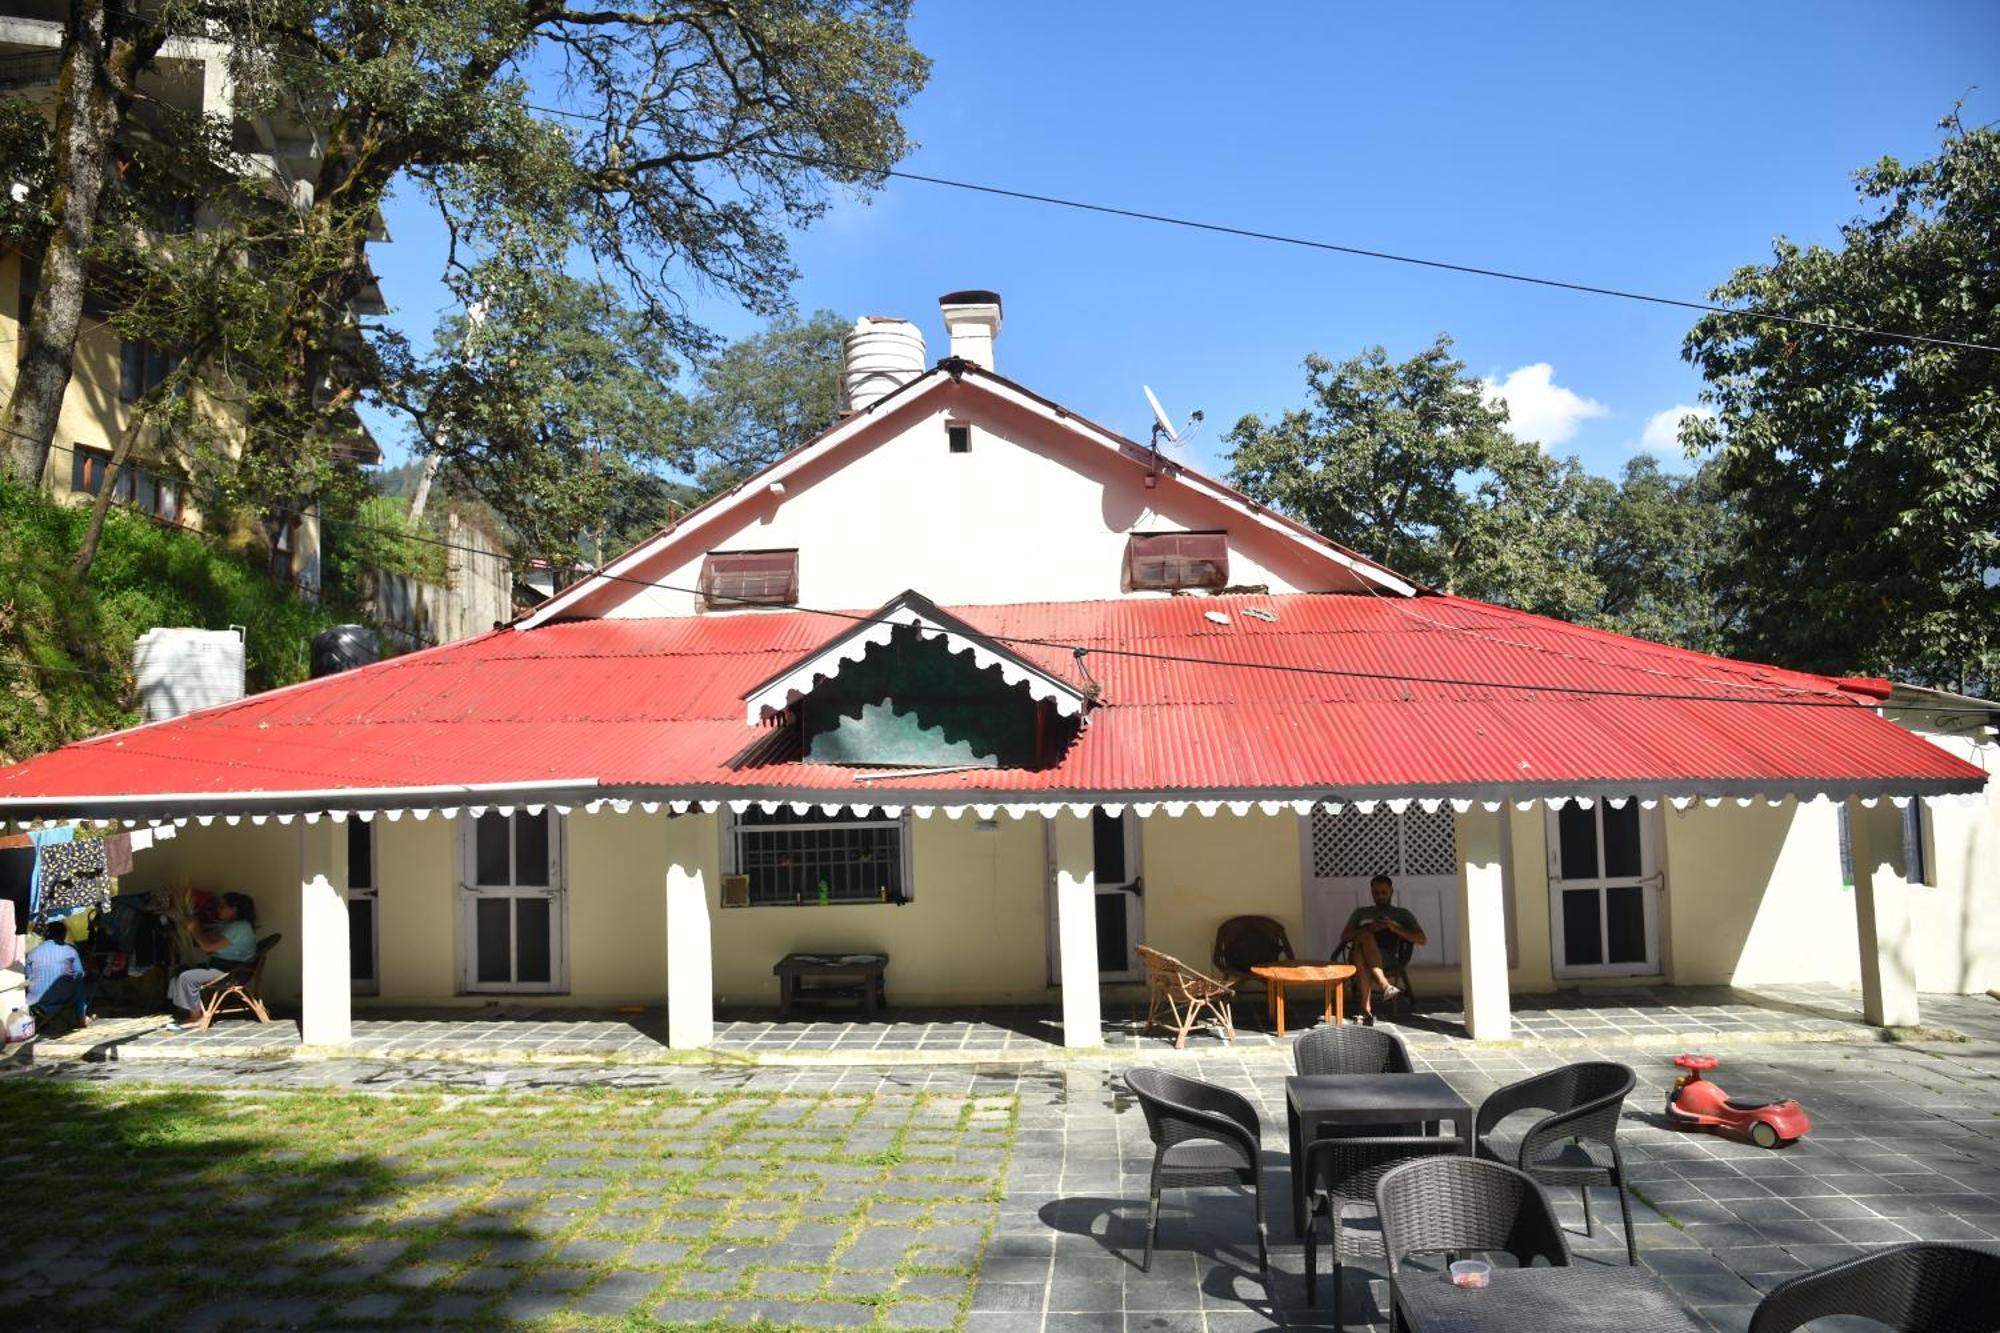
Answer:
842, 316, 926, 412
134, 627, 246, 723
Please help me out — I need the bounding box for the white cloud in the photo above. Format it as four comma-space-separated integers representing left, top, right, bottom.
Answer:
1638, 404, 1715, 455
1480, 364, 1609, 445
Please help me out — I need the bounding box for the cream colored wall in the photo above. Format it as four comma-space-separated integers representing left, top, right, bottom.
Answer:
1886, 723, 2000, 994
708, 812, 1053, 1005
115, 822, 309, 1001
1659, 800, 1860, 988
597, 380, 1355, 618
565, 809, 670, 1001
1137, 812, 1304, 978
372, 817, 456, 1002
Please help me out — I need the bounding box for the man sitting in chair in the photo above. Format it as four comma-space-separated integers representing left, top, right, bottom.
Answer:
1337, 874, 1426, 1023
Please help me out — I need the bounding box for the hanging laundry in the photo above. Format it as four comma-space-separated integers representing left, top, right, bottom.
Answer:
24, 827, 74, 916
34, 838, 110, 919
103, 834, 134, 877
0, 899, 16, 969
128, 828, 155, 854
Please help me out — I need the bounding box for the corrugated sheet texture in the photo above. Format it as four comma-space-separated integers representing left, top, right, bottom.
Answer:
0, 593, 1983, 802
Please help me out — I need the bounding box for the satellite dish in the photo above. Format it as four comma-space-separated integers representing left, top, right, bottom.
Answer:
1144, 385, 1179, 445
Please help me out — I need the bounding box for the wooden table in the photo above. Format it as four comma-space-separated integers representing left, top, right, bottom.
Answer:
1393, 1264, 1703, 1332
1285, 1073, 1472, 1236
1250, 962, 1355, 1035
774, 952, 888, 1019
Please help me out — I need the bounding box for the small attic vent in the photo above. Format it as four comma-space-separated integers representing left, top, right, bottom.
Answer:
1126, 531, 1228, 591
700, 549, 799, 609
947, 421, 971, 453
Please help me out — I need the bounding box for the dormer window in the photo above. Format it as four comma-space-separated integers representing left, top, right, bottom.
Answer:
1126, 531, 1228, 591
699, 549, 798, 610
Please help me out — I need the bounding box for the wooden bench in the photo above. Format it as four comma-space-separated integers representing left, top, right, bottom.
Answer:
774, 952, 889, 1020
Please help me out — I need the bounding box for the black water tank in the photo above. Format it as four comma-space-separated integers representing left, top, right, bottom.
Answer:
311, 625, 380, 678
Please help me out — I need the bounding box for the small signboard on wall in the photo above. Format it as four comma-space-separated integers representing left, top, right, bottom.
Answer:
721, 874, 751, 909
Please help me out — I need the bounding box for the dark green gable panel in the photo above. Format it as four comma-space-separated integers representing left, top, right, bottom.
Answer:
802, 626, 1041, 767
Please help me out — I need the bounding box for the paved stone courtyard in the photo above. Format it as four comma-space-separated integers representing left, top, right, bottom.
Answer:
8, 990, 2000, 1332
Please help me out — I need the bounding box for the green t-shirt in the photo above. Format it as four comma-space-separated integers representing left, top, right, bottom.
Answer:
1344, 904, 1421, 938
211, 918, 257, 964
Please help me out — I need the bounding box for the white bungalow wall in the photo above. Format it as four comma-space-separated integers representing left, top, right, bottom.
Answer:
583, 381, 1372, 619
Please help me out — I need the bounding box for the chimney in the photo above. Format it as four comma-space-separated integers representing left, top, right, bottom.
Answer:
939, 290, 1002, 371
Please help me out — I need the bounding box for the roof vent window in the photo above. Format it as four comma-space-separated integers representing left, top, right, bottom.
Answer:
1126, 531, 1228, 592
699, 549, 799, 610
947, 421, 971, 453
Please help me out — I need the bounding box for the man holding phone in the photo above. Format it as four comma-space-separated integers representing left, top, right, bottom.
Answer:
1337, 874, 1426, 1023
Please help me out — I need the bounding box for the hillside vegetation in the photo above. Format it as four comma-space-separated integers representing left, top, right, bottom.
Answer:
0, 477, 345, 764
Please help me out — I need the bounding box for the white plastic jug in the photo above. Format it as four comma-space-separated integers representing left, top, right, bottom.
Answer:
3, 1008, 35, 1043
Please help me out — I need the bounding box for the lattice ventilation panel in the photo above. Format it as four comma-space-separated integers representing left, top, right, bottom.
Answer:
1312, 806, 1459, 878
1403, 807, 1459, 876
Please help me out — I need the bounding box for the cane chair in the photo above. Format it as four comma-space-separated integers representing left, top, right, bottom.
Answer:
1747, 1242, 2000, 1333
1473, 1060, 1638, 1263
1302, 1133, 1466, 1321
196, 933, 281, 1026
1135, 944, 1236, 1048
1211, 915, 1295, 1024
1124, 1068, 1269, 1276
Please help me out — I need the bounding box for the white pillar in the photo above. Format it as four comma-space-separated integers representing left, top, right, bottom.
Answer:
665, 812, 715, 1049
298, 820, 352, 1047
1051, 812, 1102, 1048
1847, 798, 1920, 1027
1456, 806, 1512, 1041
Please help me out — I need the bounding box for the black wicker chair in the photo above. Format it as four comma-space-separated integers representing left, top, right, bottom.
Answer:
1124, 1068, 1270, 1275
1333, 931, 1415, 1017
1747, 1242, 2000, 1333
1293, 1024, 1415, 1076
1377, 1156, 1570, 1333
1473, 1060, 1638, 1263
1301, 1134, 1465, 1322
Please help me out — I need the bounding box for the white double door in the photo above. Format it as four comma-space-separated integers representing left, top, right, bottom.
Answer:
1547, 801, 1662, 977
458, 810, 568, 992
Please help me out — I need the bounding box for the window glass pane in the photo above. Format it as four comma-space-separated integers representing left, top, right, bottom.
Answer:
735, 809, 905, 905
1605, 885, 1647, 965
1095, 892, 1129, 972
514, 812, 550, 887
1561, 889, 1603, 966
348, 898, 375, 981
474, 813, 511, 885
515, 898, 552, 984
1092, 810, 1127, 884
474, 897, 511, 982
1556, 806, 1599, 881
1602, 803, 1643, 879
347, 820, 373, 891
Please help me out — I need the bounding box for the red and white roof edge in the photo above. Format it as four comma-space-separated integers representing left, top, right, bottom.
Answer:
517, 365, 1417, 629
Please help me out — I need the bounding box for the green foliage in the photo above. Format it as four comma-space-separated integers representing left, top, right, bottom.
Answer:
1682, 112, 2000, 689
0, 475, 346, 762
319, 493, 447, 591
673, 308, 851, 493
1587, 456, 1742, 657
1226, 335, 1603, 619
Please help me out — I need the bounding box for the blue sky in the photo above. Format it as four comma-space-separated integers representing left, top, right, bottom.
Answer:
363, 1, 1998, 480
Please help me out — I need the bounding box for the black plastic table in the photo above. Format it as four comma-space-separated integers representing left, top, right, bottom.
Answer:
1393, 1265, 1703, 1332
1285, 1073, 1471, 1236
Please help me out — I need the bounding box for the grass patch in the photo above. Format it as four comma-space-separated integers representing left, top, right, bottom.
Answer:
1626, 1181, 1684, 1230
0, 1079, 1016, 1330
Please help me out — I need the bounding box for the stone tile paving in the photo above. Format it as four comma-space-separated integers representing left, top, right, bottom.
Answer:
13, 994, 2000, 1331
38, 984, 1993, 1066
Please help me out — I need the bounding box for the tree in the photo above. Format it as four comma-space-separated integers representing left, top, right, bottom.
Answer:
382, 266, 691, 565
1225, 335, 1604, 619
1682, 112, 2000, 690
671, 308, 849, 493
1, 0, 169, 486
1585, 456, 1742, 656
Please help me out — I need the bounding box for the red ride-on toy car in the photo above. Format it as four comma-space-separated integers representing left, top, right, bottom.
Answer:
1666, 1054, 1810, 1148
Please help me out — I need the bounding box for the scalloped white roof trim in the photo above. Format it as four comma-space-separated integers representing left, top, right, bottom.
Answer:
743, 605, 1089, 725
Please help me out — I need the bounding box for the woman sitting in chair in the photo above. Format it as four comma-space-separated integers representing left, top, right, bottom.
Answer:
167, 892, 259, 1031
1338, 874, 1425, 1023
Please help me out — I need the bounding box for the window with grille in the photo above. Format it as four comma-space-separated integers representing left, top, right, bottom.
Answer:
722, 807, 911, 906
1125, 531, 1228, 591
1312, 805, 1457, 878
700, 549, 799, 609
69, 448, 180, 522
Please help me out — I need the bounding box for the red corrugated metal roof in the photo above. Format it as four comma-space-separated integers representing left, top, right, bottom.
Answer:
0, 593, 1983, 813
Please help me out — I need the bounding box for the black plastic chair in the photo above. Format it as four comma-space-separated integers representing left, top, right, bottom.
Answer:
1124, 1067, 1269, 1276
1473, 1060, 1638, 1263
1747, 1242, 2000, 1333
1293, 1024, 1414, 1076
1302, 1134, 1465, 1322
1376, 1156, 1570, 1333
